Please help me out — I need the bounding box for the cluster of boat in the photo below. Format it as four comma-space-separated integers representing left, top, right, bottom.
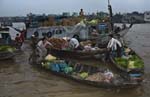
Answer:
0, 26, 144, 89
31, 34, 144, 89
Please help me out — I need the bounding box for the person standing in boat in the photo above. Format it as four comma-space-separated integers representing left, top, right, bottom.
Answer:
107, 34, 122, 58
15, 34, 22, 49
20, 30, 25, 43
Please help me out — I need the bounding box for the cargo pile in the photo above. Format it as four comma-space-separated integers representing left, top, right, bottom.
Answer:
48, 38, 67, 49
42, 54, 73, 74
41, 54, 115, 83
48, 38, 100, 51
86, 71, 114, 83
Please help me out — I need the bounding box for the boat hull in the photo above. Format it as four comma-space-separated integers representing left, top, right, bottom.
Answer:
0, 51, 15, 60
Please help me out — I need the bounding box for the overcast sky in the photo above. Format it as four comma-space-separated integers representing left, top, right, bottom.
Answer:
0, 0, 149, 16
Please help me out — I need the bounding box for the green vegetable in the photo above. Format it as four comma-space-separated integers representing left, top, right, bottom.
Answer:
0, 46, 16, 52
115, 55, 144, 69
115, 57, 128, 68
64, 67, 73, 74
79, 72, 88, 79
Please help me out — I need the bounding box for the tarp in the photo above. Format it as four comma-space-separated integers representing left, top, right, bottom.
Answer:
7, 26, 20, 40
12, 22, 26, 31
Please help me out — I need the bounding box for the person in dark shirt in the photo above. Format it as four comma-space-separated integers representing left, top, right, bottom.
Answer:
15, 34, 22, 49
20, 30, 25, 42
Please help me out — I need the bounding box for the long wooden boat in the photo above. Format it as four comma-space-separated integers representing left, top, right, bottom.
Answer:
0, 51, 15, 60
40, 60, 142, 89
47, 26, 131, 60
48, 48, 107, 59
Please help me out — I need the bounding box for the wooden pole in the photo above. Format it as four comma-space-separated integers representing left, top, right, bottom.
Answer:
108, 0, 113, 32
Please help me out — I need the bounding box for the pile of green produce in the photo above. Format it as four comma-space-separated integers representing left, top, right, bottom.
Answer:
128, 55, 144, 69
115, 57, 128, 68
115, 55, 144, 69
42, 54, 73, 74
0, 46, 16, 52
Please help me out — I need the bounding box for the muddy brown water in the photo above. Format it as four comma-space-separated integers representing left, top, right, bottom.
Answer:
0, 24, 150, 97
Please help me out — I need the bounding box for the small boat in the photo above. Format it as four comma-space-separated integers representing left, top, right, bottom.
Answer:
109, 49, 144, 82
0, 51, 15, 60
40, 59, 142, 89
48, 48, 107, 59
0, 45, 16, 60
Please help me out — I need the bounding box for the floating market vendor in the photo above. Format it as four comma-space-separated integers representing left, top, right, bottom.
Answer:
37, 37, 53, 62
15, 34, 22, 49
30, 35, 39, 50
68, 35, 83, 50
106, 34, 122, 58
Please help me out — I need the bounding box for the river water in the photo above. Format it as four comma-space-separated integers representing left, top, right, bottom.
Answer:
0, 24, 150, 97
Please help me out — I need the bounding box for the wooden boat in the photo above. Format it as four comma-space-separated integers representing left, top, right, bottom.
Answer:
109, 50, 144, 82
0, 45, 16, 60
0, 51, 15, 60
48, 48, 107, 59
40, 60, 142, 89
47, 26, 131, 60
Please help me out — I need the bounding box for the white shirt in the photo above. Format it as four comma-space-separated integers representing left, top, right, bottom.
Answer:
37, 40, 52, 48
107, 38, 122, 50
69, 38, 79, 48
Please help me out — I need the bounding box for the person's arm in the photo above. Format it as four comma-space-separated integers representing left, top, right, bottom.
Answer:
46, 41, 53, 46
107, 39, 113, 49
37, 41, 42, 47
115, 39, 122, 47
74, 40, 79, 48
44, 41, 53, 48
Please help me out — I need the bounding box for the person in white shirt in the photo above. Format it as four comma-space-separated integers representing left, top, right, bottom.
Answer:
107, 36, 122, 50
37, 37, 53, 62
107, 34, 122, 57
69, 38, 79, 49
37, 37, 52, 49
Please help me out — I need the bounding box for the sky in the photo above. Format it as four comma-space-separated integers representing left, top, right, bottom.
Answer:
0, 0, 149, 16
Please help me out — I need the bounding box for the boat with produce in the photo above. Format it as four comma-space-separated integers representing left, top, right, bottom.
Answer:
109, 47, 144, 82
0, 45, 16, 60
49, 48, 107, 59
39, 54, 142, 89
46, 38, 107, 59
0, 27, 17, 60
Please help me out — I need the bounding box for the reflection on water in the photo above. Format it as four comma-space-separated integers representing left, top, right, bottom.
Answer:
1, 24, 150, 97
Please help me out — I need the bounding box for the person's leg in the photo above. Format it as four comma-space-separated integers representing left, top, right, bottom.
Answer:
105, 50, 110, 61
